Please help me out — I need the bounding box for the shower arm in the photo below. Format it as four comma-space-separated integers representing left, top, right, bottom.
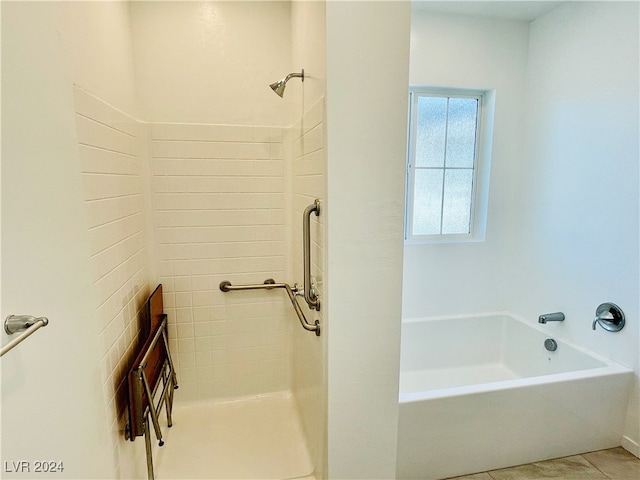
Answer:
219, 279, 320, 336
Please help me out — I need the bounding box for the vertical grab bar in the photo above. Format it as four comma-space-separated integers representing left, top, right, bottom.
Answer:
303, 199, 321, 311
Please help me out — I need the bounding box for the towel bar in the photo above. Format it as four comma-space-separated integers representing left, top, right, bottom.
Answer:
1, 315, 49, 357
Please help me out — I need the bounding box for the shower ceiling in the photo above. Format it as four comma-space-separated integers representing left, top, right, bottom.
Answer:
411, 1, 565, 21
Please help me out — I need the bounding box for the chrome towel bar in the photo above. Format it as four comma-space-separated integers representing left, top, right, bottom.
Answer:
1, 315, 49, 357
303, 199, 321, 311
219, 279, 320, 336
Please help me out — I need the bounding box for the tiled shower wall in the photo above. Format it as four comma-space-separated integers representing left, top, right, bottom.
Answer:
150, 123, 292, 400
73, 84, 324, 473
73, 86, 151, 475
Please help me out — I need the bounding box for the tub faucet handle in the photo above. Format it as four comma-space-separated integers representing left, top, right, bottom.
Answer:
538, 312, 565, 324
592, 303, 625, 332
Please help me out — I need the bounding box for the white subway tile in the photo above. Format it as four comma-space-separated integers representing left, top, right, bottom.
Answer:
76, 115, 139, 157
194, 337, 212, 352
177, 323, 194, 339
150, 123, 253, 142
74, 86, 139, 137
178, 338, 195, 352
193, 322, 212, 338
196, 366, 214, 382
175, 308, 194, 324
195, 350, 212, 366
178, 351, 196, 369
178, 367, 197, 384
192, 307, 209, 323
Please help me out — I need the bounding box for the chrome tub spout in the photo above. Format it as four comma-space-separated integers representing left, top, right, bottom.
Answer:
538, 312, 565, 324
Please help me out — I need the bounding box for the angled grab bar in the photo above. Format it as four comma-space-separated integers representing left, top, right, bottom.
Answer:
303, 199, 321, 311
219, 279, 320, 336
1, 315, 49, 357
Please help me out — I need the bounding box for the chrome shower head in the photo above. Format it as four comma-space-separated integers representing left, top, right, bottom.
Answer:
270, 69, 304, 98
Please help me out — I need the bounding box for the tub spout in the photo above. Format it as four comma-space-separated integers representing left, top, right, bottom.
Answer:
538, 312, 565, 324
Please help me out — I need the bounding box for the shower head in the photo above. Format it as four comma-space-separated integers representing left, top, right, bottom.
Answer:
269, 69, 304, 97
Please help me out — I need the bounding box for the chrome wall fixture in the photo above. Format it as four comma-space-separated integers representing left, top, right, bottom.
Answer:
269, 69, 304, 98
219, 199, 322, 335
538, 312, 565, 324
220, 279, 320, 336
544, 338, 558, 352
1, 315, 49, 357
593, 302, 625, 332
303, 199, 321, 311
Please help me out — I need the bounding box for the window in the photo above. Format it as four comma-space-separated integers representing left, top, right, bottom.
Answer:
406, 87, 494, 243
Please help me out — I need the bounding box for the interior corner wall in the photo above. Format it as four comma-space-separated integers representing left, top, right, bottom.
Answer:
326, 2, 411, 478
513, 1, 639, 454
403, 11, 530, 319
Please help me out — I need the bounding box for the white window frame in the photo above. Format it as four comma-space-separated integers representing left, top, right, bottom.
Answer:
405, 86, 495, 244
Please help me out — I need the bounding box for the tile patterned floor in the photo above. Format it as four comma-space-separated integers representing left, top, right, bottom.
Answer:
448, 447, 640, 480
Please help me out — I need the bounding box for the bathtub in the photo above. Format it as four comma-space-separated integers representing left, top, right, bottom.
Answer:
396, 312, 633, 480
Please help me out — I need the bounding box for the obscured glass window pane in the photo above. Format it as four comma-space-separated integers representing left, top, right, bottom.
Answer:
446, 98, 478, 168
413, 169, 443, 235
415, 97, 447, 168
442, 169, 473, 234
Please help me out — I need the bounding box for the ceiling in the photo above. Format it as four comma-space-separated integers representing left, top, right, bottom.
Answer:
412, 1, 565, 21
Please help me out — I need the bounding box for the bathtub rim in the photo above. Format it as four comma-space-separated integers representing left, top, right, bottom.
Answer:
399, 310, 634, 404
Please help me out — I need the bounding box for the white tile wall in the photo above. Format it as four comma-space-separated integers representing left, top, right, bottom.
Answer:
73, 86, 151, 477
73, 88, 325, 473
150, 123, 291, 400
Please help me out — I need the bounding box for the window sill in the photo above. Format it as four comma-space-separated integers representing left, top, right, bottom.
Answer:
404, 235, 486, 246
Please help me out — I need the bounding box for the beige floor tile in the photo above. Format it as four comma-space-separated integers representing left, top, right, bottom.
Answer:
446, 473, 493, 480
583, 447, 640, 479
487, 455, 607, 480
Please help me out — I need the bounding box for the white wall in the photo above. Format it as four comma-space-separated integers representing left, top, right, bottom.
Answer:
290, 0, 327, 111
129, 1, 292, 126
326, 2, 411, 477
513, 1, 639, 453
403, 10, 530, 318
1, 2, 141, 478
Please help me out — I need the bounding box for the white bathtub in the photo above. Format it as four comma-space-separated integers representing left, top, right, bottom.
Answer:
396, 312, 633, 480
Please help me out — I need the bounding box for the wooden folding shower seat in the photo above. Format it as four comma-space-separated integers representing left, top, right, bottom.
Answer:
127, 285, 178, 480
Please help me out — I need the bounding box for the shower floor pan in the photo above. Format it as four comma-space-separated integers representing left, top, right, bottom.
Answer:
154, 391, 314, 479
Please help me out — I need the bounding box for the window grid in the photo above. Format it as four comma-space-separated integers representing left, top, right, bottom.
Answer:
407, 91, 481, 240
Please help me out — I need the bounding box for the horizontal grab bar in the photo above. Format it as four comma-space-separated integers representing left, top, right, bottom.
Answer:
219, 279, 320, 336
1, 315, 49, 357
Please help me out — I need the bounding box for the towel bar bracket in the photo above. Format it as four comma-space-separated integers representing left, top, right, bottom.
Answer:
1, 315, 49, 358
4, 314, 48, 334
